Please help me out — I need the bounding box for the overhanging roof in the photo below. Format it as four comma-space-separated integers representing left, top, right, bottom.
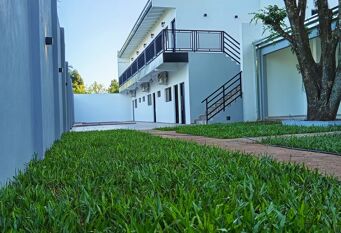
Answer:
118, 1, 168, 58
254, 6, 339, 54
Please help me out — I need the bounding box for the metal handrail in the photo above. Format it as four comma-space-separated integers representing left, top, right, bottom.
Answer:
201, 71, 242, 103
202, 72, 243, 122
119, 29, 241, 86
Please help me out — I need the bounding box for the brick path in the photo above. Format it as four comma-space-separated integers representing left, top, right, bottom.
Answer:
147, 130, 341, 180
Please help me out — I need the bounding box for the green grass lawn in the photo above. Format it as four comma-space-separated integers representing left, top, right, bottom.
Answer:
159, 121, 341, 139
1, 130, 341, 232
262, 134, 341, 155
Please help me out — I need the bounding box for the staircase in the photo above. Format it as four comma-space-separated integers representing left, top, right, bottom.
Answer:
197, 72, 242, 124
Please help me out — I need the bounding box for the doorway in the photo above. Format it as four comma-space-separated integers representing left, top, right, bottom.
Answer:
132, 100, 135, 121
153, 93, 157, 123
180, 82, 186, 124
174, 84, 179, 124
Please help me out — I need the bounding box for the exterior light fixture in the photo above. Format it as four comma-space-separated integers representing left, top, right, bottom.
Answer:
131, 58, 134, 61
136, 51, 139, 55
161, 22, 166, 27
234, 15, 239, 19
45, 37, 53, 45
144, 43, 147, 48
151, 33, 155, 39
203, 13, 208, 17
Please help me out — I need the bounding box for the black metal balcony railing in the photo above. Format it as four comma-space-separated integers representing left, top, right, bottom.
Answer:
119, 29, 240, 86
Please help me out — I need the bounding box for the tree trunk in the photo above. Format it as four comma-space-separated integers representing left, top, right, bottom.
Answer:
303, 66, 340, 121
307, 100, 339, 121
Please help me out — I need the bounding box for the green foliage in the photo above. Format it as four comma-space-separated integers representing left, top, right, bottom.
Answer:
87, 81, 106, 94
160, 121, 341, 139
69, 69, 86, 94
1, 130, 341, 231
251, 5, 287, 36
107, 79, 119, 93
262, 134, 341, 154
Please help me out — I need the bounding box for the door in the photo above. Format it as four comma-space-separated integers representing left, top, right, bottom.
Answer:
153, 93, 157, 123
174, 85, 179, 124
180, 83, 186, 124
132, 101, 135, 122
171, 19, 176, 52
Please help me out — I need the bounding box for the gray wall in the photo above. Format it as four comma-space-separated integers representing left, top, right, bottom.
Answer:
188, 53, 243, 123
0, 0, 74, 186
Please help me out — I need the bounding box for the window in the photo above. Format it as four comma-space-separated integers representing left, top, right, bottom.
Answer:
139, 98, 141, 103
147, 94, 152, 106
157, 91, 161, 98
165, 87, 172, 102
134, 99, 137, 108
143, 96, 145, 102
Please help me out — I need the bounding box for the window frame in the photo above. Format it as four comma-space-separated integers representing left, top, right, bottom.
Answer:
165, 87, 172, 102
147, 94, 152, 106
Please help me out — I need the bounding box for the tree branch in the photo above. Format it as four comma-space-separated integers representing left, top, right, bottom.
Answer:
298, 0, 307, 21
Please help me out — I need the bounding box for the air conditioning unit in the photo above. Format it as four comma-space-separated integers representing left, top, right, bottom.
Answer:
141, 83, 150, 92
158, 72, 168, 85
129, 90, 136, 97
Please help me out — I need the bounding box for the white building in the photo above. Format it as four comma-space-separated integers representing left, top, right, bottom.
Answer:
115, 0, 340, 124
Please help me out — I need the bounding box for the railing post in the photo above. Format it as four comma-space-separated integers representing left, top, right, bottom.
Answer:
205, 100, 208, 124
153, 39, 156, 59
221, 31, 224, 52
194, 31, 197, 52
223, 86, 226, 112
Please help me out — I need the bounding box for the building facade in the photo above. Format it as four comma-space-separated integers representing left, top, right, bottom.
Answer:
117, 0, 340, 124
0, 0, 74, 186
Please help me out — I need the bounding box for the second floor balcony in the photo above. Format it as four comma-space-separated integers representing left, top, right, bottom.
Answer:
119, 29, 240, 87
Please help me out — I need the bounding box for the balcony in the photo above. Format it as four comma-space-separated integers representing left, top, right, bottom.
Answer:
119, 29, 240, 87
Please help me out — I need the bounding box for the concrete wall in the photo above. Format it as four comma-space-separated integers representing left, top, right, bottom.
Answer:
0, 0, 73, 186
188, 53, 242, 123
241, 23, 264, 122
265, 40, 341, 118
74, 94, 132, 123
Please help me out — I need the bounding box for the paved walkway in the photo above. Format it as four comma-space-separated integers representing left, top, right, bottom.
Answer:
72, 122, 177, 132
148, 130, 341, 180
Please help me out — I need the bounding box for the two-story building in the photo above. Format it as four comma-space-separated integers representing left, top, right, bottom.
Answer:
117, 0, 340, 124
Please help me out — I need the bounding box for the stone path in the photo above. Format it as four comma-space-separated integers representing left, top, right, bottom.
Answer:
147, 130, 341, 180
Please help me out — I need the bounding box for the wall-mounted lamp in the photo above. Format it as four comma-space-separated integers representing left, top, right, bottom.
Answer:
58, 68, 63, 73
144, 43, 147, 48
234, 15, 239, 19
45, 37, 53, 45
151, 33, 155, 39
131, 58, 134, 61
203, 13, 208, 17
161, 22, 166, 27
136, 51, 139, 55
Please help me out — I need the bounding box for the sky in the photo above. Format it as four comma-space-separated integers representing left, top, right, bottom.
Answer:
58, 0, 148, 87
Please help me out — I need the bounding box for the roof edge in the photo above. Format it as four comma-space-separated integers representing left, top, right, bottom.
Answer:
118, 0, 153, 58
254, 6, 339, 49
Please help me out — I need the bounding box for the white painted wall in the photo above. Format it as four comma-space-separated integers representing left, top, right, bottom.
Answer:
188, 53, 242, 123
74, 94, 132, 123
266, 48, 307, 117
154, 0, 260, 40
133, 64, 190, 123
265, 40, 341, 118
